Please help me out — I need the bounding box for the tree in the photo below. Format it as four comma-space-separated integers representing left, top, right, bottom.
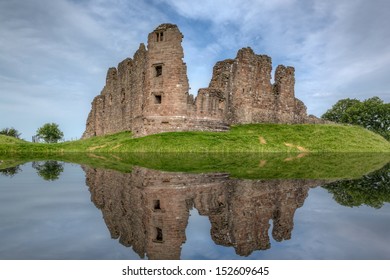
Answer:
321, 98, 361, 123
322, 97, 390, 140
0, 127, 21, 139
36, 123, 64, 143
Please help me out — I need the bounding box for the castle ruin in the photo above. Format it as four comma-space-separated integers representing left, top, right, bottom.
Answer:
83, 23, 318, 138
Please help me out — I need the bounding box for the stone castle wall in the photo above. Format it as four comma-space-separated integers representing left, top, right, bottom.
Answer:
83, 45, 148, 137
83, 23, 322, 138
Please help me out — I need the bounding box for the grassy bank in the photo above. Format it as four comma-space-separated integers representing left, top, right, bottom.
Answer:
1, 123, 390, 153
1, 124, 389, 179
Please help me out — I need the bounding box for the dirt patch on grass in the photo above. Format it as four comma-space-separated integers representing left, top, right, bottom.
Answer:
259, 136, 267, 144
259, 160, 267, 167
284, 142, 309, 152
88, 144, 107, 151
297, 146, 309, 152
110, 144, 123, 151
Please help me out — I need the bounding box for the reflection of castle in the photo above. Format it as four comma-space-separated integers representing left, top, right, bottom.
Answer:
83, 166, 324, 259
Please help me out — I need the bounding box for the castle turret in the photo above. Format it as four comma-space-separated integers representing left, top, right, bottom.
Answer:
144, 23, 190, 118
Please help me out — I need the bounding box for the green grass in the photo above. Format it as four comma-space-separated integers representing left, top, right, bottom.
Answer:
1, 123, 390, 179
0, 135, 26, 144
1, 123, 390, 154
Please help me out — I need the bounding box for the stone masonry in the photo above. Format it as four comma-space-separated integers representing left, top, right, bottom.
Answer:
83, 23, 321, 138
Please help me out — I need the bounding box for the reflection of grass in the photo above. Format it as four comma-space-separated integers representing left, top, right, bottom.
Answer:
0, 153, 133, 173
1, 123, 389, 179
0, 159, 26, 170
1, 124, 390, 153
1, 152, 389, 179
115, 152, 390, 179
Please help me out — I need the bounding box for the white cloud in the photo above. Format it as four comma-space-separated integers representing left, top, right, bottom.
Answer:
161, 0, 390, 116
0, 0, 389, 138
0, 0, 167, 139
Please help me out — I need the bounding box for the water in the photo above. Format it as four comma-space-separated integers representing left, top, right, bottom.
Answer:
0, 154, 389, 260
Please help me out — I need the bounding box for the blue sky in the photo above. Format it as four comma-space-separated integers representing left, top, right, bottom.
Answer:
1, 0, 389, 140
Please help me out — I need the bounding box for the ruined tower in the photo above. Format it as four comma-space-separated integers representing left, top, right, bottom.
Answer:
137, 24, 196, 136
145, 23, 190, 118
197, 47, 309, 124
83, 23, 318, 139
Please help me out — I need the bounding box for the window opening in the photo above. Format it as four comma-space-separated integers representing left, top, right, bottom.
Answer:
155, 65, 162, 77
156, 32, 164, 42
121, 89, 125, 104
156, 227, 163, 242
153, 200, 161, 210
154, 94, 162, 104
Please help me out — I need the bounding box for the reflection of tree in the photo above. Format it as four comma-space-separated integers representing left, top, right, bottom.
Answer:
0, 165, 22, 177
32, 161, 64, 181
323, 162, 390, 208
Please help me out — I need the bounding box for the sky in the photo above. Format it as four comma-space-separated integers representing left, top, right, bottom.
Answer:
0, 0, 389, 140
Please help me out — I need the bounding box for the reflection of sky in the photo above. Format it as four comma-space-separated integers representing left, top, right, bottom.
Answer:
0, 163, 136, 260
1, 165, 390, 260
182, 188, 390, 260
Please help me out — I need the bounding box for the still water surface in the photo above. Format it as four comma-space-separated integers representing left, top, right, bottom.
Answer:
0, 158, 389, 260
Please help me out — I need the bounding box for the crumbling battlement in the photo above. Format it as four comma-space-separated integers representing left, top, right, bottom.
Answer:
83, 23, 320, 138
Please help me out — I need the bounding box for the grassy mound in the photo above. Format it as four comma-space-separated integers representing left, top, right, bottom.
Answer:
0, 135, 25, 144
0, 124, 389, 154
60, 123, 390, 153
